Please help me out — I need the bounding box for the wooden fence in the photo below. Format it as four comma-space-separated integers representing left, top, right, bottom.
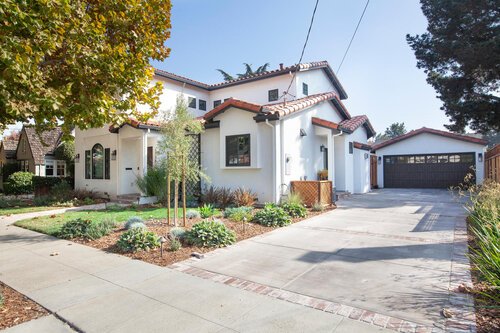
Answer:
290, 180, 332, 207
485, 144, 500, 182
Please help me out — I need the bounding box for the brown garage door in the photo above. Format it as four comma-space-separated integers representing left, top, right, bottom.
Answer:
383, 153, 475, 188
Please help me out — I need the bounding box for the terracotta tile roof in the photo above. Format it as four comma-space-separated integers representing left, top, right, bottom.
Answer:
339, 115, 376, 138
22, 127, 63, 164
154, 61, 348, 99
109, 117, 163, 133
353, 141, 372, 151
372, 127, 488, 150
311, 117, 341, 130
203, 98, 262, 121
262, 92, 338, 117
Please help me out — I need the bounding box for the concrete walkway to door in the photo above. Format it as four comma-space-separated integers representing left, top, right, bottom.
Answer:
181, 189, 476, 332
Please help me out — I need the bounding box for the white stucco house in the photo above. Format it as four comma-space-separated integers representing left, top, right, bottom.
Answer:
372, 127, 488, 188
74, 61, 376, 202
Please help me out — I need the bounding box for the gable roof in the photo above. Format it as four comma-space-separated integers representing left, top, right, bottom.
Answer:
154, 61, 348, 99
339, 115, 376, 138
0, 137, 19, 159
19, 127, 63, 164
311, 117, 341, 131
372, 127, 488, 151
109, 117, 163, 133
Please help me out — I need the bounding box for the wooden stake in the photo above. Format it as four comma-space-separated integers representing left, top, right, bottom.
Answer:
174, 179, 178, 227
182, 154, 187, 227
166, 154, 171, 227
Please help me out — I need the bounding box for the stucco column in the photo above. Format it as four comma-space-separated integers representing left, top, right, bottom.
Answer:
142, 132, 148, 175
328, 133, 334, 186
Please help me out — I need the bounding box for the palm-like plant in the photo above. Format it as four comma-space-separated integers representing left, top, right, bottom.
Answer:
216, 63, 270, 82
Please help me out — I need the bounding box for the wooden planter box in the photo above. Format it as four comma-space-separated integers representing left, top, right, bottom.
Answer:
290, 180, 332, 207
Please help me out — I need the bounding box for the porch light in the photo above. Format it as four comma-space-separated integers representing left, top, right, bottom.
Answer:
320, 144, 325, 152
377, 156, 382, 165
74, 153, 80, 163
158, 236, 167, 257
111, 150, 117, 160
478, 153, 483, 162
300, 128, 307, 137
364, 153, 369, 159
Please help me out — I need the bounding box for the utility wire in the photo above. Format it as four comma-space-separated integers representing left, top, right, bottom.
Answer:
283, 0, 320, 101
336, 0, 370, 75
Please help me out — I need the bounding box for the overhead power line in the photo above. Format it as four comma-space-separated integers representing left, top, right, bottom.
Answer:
336, 0, 370, 75
283, 0, 320, 101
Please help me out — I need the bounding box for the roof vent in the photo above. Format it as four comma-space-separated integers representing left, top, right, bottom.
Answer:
279, 63, 284, 70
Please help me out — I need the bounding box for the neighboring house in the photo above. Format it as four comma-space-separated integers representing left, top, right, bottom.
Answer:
0, 135, 19, 190
75, 61, 376, 202
372, 127, 488, 188
15, 126, 67, 177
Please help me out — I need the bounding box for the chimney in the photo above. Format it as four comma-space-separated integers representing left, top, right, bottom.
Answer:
279, 63, 284, 70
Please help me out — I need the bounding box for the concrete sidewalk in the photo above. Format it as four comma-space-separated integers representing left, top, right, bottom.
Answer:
0, 222, 388, 332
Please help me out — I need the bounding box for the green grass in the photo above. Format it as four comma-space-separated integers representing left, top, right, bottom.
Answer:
0, 205, 67, 216
14, 207, 187, 236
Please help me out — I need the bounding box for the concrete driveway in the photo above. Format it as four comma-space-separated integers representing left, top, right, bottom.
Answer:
187, 189, 474, 330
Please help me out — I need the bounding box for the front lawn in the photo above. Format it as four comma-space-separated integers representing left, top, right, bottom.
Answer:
0, 205, 67, 216
14, 206, 187, 236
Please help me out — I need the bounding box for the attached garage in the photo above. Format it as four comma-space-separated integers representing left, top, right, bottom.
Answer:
373, 128, 487, 189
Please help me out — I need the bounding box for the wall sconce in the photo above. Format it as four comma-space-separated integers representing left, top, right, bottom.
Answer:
320, 144, 325, 152
111, 150, 117, 160
300, 128, 307, 137
74, 153, 80, 163
378, 156, 382, 165
478, 153, 483, 162
364, 153, 369, 159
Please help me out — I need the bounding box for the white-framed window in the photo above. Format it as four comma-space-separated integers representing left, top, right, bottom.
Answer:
45, 160, 54, 176
56, 161, 66, 176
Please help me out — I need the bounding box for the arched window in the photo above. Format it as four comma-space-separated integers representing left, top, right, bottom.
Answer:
92, 144, 104, 179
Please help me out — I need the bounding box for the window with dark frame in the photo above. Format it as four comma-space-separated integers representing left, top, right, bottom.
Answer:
349, 142, 353, 154
268, 89, 279, 102
226, 134, 251, 167
85, 150, 91, 179
56, 161, 65, 176
188, 97, 196, 108
213, 100, 221, 108
199, 99, 207, 111
302, 82, 309, 96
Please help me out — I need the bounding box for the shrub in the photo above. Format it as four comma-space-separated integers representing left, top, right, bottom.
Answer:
1, 163, 19, 182
186, 209, 201, 219
169, 238, 182, 251
218, 187, 234, 209
281, 202, 307, 218
170, 227, 187, 240
135, 165, 167, 202
59, 218, 115, 240
284, 192, 304, 206
224, 206, 253, 222
253, 206, 291, 227
128, 222, 147, 230
71, 188, 99, 201
117, 228, 160, 252
82, 197, 95, 205
311, 202, 325, 212
186, 220, 236, 248
201, 186, 220, 206
5, 172, 33, 195
199, 203, 215, 218
50, 181, 73, 202
233, 187, 257, 207
125, 216, 145, 229
33, 195, 55, 206
106, 203, 125, 211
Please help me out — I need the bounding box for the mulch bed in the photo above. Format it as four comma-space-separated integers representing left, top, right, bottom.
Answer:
0, 282, 48, 330
74, 207, 334, 267
466, 227, 500, 333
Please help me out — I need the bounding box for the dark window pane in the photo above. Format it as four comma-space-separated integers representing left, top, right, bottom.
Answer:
268, 89, 279, 102
438, 155, 448, 163
349, 142, 353, 154
85, 150, 91, 179
46, 162, 54, 176
226, 134, 250, 166
427, 155, 437, 163
213, 100, 221, 108
199, 99, 207, 111
56, 162, 65, 176
415, 156, 425, 163
188, 97, 196, 108
92, 144, 104, 179
302, 82, 308, 95
461, 154, 473, 163
105, 148, 110, 179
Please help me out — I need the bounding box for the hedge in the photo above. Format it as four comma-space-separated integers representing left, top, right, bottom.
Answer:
33, 176, 74, 196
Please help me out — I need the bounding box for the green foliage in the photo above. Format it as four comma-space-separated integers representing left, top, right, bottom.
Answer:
233, 187, 257, 207
186, 220, 236, 248
117, 228, 160, 252
33, 195, 55, 206
4, 172, 33, 195
55, 141, 75, 162
0, 0, 172, 134
59, 218, 115, 240
253, 206, 291, 227
201, 186, 221, 206
281, 202, 307, 218
375, 122, 407, 142
125, 216, 145, 229
311, 202, 325, 212
406, 0, 499, 133
217, 63, 270, 81
224, 206, 253, 222
186, 209, 201, 219
0, 291, 3, 307
106, 203, 125, 211
284, 192, 304, 206
135, 165, 167, 202
50, 181, 73, 202
0, 197, 27, 209
1, 163, 19, 182
218, 187, 234, 209
169, 227, 187, 240
199, 203, 216, 218
169, 237, 181, 251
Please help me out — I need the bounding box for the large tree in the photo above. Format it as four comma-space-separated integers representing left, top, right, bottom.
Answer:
406, 0, 500, 133
217, 63, 270, 81
0, 0, 172, 134
375, 122, 408, 142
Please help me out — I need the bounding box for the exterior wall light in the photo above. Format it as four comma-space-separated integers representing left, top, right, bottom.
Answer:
364, 153, 369, 159
300, 129, 307, 137
377, 156, 382, 165
74, 153, 80, 163
478, 153, 483, 162
320, 144, 325, 152
111, 150, 117, 160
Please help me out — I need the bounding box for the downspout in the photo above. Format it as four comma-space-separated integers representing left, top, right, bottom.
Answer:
264, 119, 277, 203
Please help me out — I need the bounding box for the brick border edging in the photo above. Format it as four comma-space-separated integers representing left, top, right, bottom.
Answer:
444, 217, 477, 333
169, 263, 439, 333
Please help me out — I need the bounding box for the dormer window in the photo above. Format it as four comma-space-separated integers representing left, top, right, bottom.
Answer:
302, 82, 309, 96
188, 97, 196, 108
268, 89, 279, 102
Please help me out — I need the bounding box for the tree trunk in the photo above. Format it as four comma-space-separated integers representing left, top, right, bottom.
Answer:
173, 179, 178, 227
182, 155, 187, 227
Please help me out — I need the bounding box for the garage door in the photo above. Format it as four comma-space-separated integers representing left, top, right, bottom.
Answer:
383, 153, 475, 188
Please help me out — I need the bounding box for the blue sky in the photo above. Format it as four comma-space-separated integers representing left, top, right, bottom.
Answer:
151, 0, 449, 134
